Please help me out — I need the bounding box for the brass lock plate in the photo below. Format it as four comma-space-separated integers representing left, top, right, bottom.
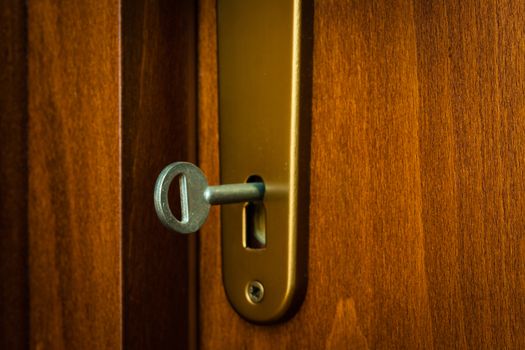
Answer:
218, 0, 312, 323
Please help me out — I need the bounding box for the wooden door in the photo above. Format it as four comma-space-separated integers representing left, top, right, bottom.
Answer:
198, 0, 525, 349
1, 0, 197, 349
2, 0, 525, 349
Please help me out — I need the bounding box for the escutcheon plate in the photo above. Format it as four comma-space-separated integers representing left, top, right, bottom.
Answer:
217, 0, 312, 323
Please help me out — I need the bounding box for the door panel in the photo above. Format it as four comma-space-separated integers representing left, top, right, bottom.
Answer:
27, 1, 122, 348
0, 0, 197, 348
198, 0, 525, 348
122, 0, 197, 348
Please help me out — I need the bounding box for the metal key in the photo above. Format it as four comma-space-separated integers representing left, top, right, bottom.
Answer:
154, 162, 265, 234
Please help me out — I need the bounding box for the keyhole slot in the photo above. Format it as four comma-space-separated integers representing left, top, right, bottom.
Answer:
243, 175, 266, 249
168, 173, 189, 223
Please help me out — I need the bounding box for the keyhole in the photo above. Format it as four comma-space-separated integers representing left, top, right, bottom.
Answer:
243, 175, 266, 249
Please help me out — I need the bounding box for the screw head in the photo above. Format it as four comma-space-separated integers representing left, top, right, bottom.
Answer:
246, 280, 264, 304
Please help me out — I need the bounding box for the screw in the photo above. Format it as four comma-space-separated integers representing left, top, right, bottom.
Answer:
246, 280, 264, 304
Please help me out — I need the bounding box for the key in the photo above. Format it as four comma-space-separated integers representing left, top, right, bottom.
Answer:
154, 162, 265, 234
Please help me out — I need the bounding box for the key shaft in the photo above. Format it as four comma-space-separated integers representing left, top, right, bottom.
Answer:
205, 182, 264, 205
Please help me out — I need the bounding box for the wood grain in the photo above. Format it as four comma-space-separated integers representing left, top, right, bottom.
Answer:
0, 1, 28, 349
197, 0, 222, 347
27, 1, 122, 348
199, 0, 525, 348
122, 0, 197, 348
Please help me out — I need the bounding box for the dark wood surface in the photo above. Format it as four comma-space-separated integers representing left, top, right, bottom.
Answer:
1, 1, 197, 348
0, 1, 28, 349
197, 0, 222, 344
199, 0, 525, 348
122, 0, 197, 349
27, 1, 122, 348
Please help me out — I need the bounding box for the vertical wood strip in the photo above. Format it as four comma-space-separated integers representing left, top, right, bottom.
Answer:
414, 1, 525, 348
122, 0, 197, 348
0, 1, 28, 349
27, 1, 122, 348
